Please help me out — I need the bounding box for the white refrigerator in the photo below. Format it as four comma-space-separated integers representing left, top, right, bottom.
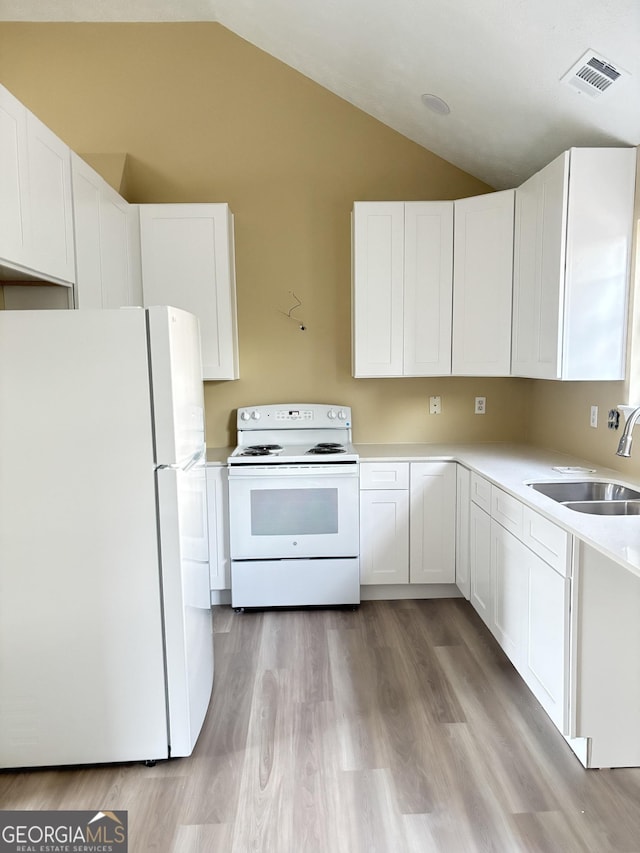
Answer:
0, 306, 214, 768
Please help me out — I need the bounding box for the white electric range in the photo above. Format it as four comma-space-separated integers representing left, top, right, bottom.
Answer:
227, 404, 360, 609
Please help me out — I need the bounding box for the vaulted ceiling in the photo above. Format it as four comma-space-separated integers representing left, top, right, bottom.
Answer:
1, 0, 638, 188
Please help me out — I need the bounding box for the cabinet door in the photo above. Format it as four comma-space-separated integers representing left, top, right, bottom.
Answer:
409, 462, 456, 583
206, 466, 230, 591
452, 190, 514, 375
25, 111, 75, 284
0, 85, 29, 270
403, 201, 453, 375
352, 202, 405, 377
491, 522, 527, 667
72, 154, 141, 309
140, 204, 239, 380
562, 148, 635, 381
575, 542, 640, 767
455, 465, 470, 599
512, 152, 568, 379
469, 501, 491, 625
360, 489, 409, 584
522, 552, 569, 733
99, 185, 137, 309
71, 155, 103, 308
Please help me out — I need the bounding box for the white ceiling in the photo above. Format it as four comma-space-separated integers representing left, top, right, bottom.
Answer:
1, 0, 638, 188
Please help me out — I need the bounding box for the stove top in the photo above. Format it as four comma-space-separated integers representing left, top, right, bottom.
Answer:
228, 403, 358, 465
228, 441, 358, 464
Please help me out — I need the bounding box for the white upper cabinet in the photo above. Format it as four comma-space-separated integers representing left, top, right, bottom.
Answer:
26, 112, 75, 284
452, 190, 514, 375
352, 201, 453, 377
512, 148, 636, 380
0, 85, 29, 270
71, 153, 142, 309
404, 202, 454, 375
0, 84, 74, 285
139, 204, 239, 381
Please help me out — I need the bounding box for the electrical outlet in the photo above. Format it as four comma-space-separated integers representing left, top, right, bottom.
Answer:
475, 397, 486, 415
429, 396, 441, 415
590, 405, 598, 428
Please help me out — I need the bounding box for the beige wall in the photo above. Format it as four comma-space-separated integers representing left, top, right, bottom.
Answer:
0, 22, 532, 447
4, 21, 631, 462
528, 381, 640, 479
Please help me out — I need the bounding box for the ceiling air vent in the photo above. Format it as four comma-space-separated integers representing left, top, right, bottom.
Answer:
561, 50, 627, 98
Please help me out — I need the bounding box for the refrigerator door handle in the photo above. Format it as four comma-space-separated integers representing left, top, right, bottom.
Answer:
157, 448, 206, 473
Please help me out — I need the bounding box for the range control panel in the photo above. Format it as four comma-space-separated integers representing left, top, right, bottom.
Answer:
237, 404, 352, 429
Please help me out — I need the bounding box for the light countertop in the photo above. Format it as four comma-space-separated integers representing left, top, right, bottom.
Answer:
207, 440, 640, 579
356, 442, 640, 579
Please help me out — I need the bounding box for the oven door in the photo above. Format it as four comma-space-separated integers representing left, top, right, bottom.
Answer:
228, 464, 359, 560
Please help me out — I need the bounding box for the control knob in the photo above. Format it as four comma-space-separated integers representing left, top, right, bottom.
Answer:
338, 409, 347, 420
240, 411, 251, 421
327, 409, 337, 420
251, 410, 261, 420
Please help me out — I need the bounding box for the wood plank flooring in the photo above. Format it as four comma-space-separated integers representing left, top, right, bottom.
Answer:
2, 599, 640, 852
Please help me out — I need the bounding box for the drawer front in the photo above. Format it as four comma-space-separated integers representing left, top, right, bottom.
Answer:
491, 486, 523, 537
470, 473, 492, 512
360, 461, 410, 490
522, 506, 571, 576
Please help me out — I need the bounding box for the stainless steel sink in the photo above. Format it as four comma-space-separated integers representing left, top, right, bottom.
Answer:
563, 500, 640, 516
528, 480, 640, 503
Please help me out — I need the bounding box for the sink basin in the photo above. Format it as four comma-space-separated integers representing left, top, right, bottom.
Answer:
528, 480, 640, 503
563, 500, 640, 516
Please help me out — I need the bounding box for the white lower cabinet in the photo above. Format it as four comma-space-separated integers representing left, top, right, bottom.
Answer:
359, 462, 409, 585
206, 465, 230, 593
410, 462, 456, 583
469, 501, 492, 622
522, 550, 569, 732
572, 542, 640, 768
359, 461, 455, 587
360, 489, 409, 584
491, 522, 527, 667
469, 475, 571, 735
455, 465, 471, 599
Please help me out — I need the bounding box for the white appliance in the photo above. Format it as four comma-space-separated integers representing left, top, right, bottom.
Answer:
228, 404, 360, 609
0, 306, 214, 769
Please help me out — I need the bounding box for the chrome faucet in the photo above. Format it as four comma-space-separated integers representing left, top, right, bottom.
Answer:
616, 406, 640, 457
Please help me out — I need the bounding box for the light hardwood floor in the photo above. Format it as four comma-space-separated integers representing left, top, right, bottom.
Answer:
2, 599, 640, 852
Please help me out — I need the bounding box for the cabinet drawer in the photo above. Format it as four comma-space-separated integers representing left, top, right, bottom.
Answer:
491, 486, 523, 537
360, 462, 409, 490
470, 473, 492, 512
522, 506, 571, 577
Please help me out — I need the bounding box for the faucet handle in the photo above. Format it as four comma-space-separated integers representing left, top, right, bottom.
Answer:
617, 404, 640, 422
615, 404, 640, 458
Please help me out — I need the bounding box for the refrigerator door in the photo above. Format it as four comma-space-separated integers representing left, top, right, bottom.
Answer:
156, 464, 214, 756
0, 309, 170, 768
147, 304, 213, 755
147, 305, 206, 467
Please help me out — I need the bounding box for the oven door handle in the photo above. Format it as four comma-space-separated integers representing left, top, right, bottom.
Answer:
227, 464, 359, 478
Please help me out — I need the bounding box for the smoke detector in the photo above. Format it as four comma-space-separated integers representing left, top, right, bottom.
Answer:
561, 50, 627, 98
421, 93, 451, 115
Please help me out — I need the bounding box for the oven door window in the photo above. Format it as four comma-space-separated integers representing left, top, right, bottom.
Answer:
251, 487, 338, 536
228, 471, 360, 560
